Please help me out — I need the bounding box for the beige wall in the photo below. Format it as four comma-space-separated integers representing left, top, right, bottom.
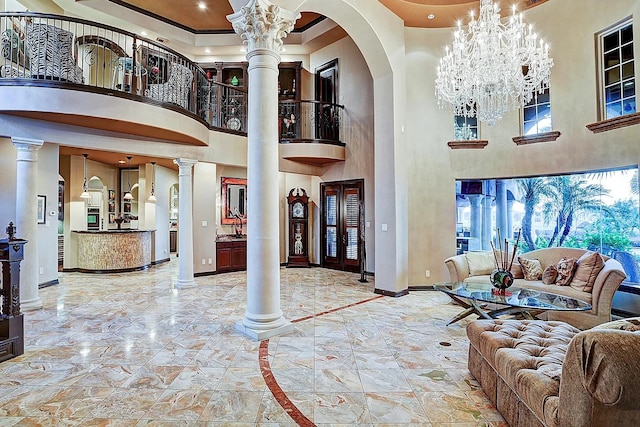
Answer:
404, 0, 640, 285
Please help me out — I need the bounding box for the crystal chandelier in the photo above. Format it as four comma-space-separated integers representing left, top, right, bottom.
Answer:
435, 0, 553, 126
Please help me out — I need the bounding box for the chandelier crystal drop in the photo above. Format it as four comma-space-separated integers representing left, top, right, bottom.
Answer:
435, 0, 553, 126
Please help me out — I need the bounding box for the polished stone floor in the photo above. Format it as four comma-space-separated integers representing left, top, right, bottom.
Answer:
0, 257, 506, 426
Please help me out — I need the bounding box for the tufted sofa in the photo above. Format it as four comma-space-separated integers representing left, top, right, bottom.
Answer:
444, 248, 626, 329
467, 319, 640, 427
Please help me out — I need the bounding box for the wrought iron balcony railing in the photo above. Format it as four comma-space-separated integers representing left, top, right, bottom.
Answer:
0, 12, 345, 146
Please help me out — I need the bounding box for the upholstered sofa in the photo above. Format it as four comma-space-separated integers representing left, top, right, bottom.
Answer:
467, 318, 640, 427
444, 248, 626, 329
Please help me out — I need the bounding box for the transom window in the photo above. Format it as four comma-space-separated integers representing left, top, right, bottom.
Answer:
600, 20, 635, 120
523, 88, 552, 135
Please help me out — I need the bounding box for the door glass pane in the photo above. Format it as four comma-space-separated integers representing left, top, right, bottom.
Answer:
346, 228, 358, 260
326, 194, 337, 226
326, 226, 337, 257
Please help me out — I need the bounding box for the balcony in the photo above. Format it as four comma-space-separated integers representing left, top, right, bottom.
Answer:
0, 12, 347, 163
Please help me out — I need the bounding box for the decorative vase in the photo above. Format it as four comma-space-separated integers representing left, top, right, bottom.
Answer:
490, 268, 514, 291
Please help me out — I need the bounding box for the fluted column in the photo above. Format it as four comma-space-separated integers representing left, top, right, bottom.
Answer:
228, 0, 298, 340
173, 158, 197, 288
12, 137, 44, 311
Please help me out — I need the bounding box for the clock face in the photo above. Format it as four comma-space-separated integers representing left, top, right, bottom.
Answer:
292, 202, 304, 218
226, 117, 241, 131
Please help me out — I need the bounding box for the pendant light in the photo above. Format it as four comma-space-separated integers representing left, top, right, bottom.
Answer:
148, 161, 157, 202
80, 153, 91, 199
123, 156, 133, 201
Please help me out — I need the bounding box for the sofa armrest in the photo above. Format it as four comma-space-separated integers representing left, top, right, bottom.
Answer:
444, 254, 470, 282
590, 258, 626, 317
559, 329, 640, 426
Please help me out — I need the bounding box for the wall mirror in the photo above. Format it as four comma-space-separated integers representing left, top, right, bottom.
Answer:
221, 177, 247, 224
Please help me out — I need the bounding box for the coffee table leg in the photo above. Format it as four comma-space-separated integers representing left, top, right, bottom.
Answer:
445, 295, 492, 325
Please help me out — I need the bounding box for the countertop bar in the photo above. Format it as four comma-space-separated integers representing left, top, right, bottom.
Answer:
73, 230, 153, 273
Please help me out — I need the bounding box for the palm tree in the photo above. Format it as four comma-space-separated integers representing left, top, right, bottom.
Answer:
542, 175, 612, 247
517, 178, 553, 251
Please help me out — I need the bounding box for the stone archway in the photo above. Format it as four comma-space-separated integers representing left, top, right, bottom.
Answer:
285, 0, 409, 294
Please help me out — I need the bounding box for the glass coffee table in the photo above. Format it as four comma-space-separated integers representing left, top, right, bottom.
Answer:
434, 281, 592, 325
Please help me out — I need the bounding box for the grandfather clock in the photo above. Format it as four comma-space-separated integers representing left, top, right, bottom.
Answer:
287, 187, 310, 268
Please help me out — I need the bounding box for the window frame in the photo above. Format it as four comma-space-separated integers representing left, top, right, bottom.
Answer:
521, 88, 552, 136
453, 110, 479, 141
597, 18, 635, 121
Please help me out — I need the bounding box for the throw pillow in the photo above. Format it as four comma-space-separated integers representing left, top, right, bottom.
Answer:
466, 251, 496, 276
542, 264, 558, 285
510, 263, 524, 279
518, 257, 543, 281
570, 251, 605, 293
556, 257, 578, 286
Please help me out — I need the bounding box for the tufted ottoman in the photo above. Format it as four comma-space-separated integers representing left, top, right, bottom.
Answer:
466, 320, 579, 427
467, 319, 640, 426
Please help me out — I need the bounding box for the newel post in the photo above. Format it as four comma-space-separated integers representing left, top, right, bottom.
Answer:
0, 222, 28, 362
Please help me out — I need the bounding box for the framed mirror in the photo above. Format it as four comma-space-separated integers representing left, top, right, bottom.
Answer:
221, 177, 247, 225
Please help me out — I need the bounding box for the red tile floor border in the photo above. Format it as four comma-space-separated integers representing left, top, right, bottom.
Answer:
259, 295, 385, 426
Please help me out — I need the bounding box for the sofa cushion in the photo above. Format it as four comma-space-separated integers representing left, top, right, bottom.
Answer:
571, 251, 605, 292
556, 257, 577, 286
518, 257, 543, 280
466, 251, 496, 276
542, 264, 558, 285
511, 262, 524, 279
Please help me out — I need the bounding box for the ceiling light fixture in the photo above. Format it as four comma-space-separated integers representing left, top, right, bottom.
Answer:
148, 162, 157, 202
80, 153, 91, 199
427, 14, 435, 20
123, 156, 133, 201
435, 0, 553, 126
198, 2, 206, 10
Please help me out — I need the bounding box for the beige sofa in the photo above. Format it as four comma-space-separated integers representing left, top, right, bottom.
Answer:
467, 319, 640, 427
444, 248, 626, 329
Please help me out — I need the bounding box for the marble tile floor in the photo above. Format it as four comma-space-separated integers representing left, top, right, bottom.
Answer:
0, 257, 506, 426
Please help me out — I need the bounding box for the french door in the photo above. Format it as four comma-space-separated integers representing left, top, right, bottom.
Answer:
320, 179, 363, 272
315, 59, 339, 141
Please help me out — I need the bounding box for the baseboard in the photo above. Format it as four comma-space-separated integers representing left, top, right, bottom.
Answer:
38, 279, 59, 289
194, 271, 216, 277
374, 288, 409, 297
151, 257, 170, 265
408, 285, 436, 291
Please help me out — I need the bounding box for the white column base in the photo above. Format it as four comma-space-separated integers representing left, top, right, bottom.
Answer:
21, 297, 43, 311
234, 311, 293, 340
174, 278, 197, 289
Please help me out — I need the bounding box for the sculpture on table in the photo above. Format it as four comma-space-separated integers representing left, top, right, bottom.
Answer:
489, 229, 521, 293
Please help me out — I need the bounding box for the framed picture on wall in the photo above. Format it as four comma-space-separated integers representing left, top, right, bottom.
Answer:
108, 189, 115, 201
109, 213, 115, 224
37, 195, 46, 224
123, 202, 131, 213
108, 201, 115, 212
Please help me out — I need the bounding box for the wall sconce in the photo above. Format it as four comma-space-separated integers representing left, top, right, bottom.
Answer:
148, 161, 157, 202
123, 156, 133, 200
80, 153, 91, 199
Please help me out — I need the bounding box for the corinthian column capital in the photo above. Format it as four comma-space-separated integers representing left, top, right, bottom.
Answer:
227, 0, 300, 55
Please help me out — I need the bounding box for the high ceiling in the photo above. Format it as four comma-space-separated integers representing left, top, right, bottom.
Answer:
110, 0, 548, 32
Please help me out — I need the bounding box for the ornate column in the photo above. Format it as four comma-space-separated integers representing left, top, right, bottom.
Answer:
228, 0, 298, 340
12, 137, 44, 311
173, 158, 197, 288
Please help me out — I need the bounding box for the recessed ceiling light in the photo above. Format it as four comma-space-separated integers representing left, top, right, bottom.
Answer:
204, 48, 211, 54
281, 47, 286, 52
198, 2, 206, 10
240, 47, 247, 53
118, 160, 127, 164
428, 14, 435, 20
140, 31, 147, 36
